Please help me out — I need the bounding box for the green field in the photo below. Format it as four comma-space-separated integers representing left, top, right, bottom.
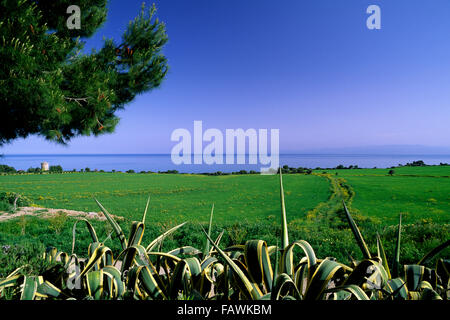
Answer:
0, 173, 331, 223
1, 166, 448, 224
319, 167, 450, 224
0, 166, 449, 267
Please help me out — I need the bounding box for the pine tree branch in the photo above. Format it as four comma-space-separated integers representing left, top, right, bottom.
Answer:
64, 96, 90, 106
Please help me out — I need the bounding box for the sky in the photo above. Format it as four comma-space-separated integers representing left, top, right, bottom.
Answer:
3, 0, 450, 154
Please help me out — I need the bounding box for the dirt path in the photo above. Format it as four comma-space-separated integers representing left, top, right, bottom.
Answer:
0, 206, 124, 222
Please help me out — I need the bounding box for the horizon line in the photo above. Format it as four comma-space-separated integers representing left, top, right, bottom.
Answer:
2, 153, 450, 156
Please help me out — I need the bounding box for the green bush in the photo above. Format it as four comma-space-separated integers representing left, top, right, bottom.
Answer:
0, 192, 33, 208
0, 200, 12, 212
0, 165, 16, 174
49, 165, 63, 173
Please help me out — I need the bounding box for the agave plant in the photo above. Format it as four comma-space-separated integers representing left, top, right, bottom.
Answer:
0, 170, 448, 300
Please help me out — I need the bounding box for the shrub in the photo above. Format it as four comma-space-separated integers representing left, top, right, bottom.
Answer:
27, 167, 41, 173
0, 201, 12, 212
0, 192, 33, 208
0, 165, 16, 174
405, 160, 426, 167
49, 165, 63, 173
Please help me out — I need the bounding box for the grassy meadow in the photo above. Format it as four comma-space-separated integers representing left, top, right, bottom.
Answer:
0, 166, 449, 276
319, 167, 450, 224
0, 172, 331, 223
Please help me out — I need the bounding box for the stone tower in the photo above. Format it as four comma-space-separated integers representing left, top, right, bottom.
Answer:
41, 162, 49, 171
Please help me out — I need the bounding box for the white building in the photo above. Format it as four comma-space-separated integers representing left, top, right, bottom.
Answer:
41, 162, 49, 171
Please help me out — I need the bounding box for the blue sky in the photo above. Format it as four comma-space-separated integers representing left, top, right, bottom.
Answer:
3, 0, 450, 154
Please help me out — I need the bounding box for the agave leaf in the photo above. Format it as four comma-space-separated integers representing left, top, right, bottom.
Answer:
201, 225, 262, 299
127, 265, 166, 300
200, 259, 219, 297
201, 256, 218, 271
392, 214, 402, 278
304, 259, 344, 300
258, 293, 272, 300
5, 266, 29, 279
419, 287, 442, 300
72, 218, 99, 254
44, 247, 57, 262
146, 222, 187, 252
0, 275, 23, 291
376, 233, 392, 279
147, 251, 181, 283
244, 240, 273, 292
142, 195, 150, 224
224, 245, 245, 252
94, 198, 128, 250
280, 240, 317, 279
279, 168, 289, 250
147, 250, 182, 282
87, 242, 103, 271
386, 277, 408, 300
418, 280, 433, 290
20, 276, 38, 300
271, 273, 300, 300
271, 240, 279, 298
294, 262, 309, 296
127, 221, 145, 248
86, 270, 104, 300
232, 258, 265, 299
55, 251, 69, 265
203, 204, 214, 257
404, 264, 425, 292
102, 266, 125, 298
268, 245, 277, 255
133, 244, 152, 266
141, 265, 167, 299
132, 245, 170, 295
78, 245, 112, 279
366, 261, 390, 290
36, 280, 62, 299
323, 284, 370, 300
344, 259, 375, 287
435, 258, 449, 289
168, 246, 202, 257
169, 257, 202, 299
102, 271, 115, 298
417, 239, 450, 266
342, 201, 371, 260
124, 198, 148, 248
208, 230, 225, 255
116, 246, 139, 274
344, 259, 388, 290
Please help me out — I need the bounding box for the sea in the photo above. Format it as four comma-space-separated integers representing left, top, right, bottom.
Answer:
1, 154, 450, 173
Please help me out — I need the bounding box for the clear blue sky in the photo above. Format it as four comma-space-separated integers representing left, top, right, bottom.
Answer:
3, 0, 450, 154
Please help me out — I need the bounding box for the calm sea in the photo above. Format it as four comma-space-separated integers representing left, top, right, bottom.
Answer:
1, 154, 450, 173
